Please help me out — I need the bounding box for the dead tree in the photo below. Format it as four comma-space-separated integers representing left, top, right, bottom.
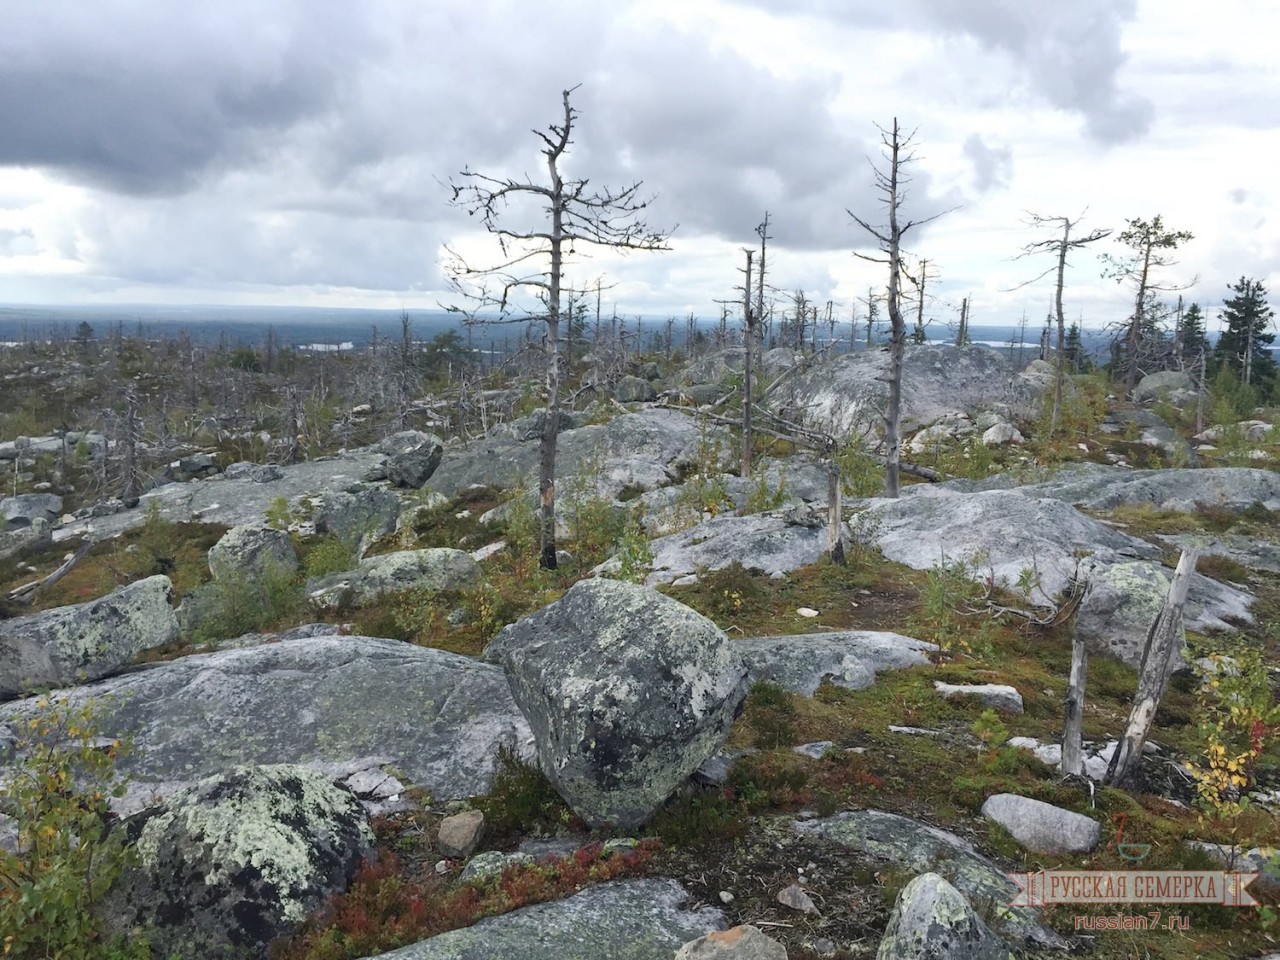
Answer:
849, 119, 949, 498
1105, 549, 1199, 787
903, 257, 934, 344
741, 249, 756, 476
447, 85, 672, 569
1013, 212, 1111, 433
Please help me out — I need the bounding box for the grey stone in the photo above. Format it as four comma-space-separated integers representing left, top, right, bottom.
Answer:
0, 636, 533, 804
980, 794, 1100, 854
736, 631, 937, 696
222, 462, 284, 483
876, 872, 1014, 960
787, 345, 1040, 439
207, 524, 298, 582
367, 879, 724, 959
485, 579, 749, 829
1132, 370, 1195, 404
107, 764, 372, 959
980, 422, 1023, 447
307, 547, 480, 608
793, 741, 837, 759
438, 809, 485, 858
1010, 465, 1280, 512
637, 361, 661, 381
1184, 842, 1280, 898
379, 431, 445, 488
1, 493, 63, 526
795, 810, 1065, 950
1156, 532, 1280, 574
777, 883, 818, 914
675, 924, 788, 960
616, 375, 658, 402
933, 682, 1023, 714
458, 850, 534, 883
315, 485, 401, 556
684, 384, 727, 405
0, 575, 178, 701
0, 516, 51, 562
597, 510, 848, 586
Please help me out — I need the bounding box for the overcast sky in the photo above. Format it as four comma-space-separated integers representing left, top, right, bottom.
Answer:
1, 0, 1277, 331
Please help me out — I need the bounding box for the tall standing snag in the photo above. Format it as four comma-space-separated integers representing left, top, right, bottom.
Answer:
447, 87, 672, 569
849, 119, 950, 498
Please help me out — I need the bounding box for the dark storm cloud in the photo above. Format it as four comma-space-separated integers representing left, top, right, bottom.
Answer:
963, 134, 1012, 193
0, 1, 378, 195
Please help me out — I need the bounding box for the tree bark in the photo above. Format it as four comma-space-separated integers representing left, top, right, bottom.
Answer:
1105, 549, 1199, 786
827, 461, 844, 563
1050, 221, 1069, 434
883, 123, 905, 498
1062, 635, 1088, 776
742, 249, 755, 478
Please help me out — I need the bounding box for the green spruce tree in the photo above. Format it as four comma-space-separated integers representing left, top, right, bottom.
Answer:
1178, 302, 1210, 360
1213, 276, 1276, 394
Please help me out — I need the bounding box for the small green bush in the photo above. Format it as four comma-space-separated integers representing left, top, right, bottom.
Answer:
300, 536, 355, 579
0, 698, 150, 960
186, 562, 303, 645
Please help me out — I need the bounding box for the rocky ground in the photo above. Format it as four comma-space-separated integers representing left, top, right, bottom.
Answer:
2, 345, 1279, 960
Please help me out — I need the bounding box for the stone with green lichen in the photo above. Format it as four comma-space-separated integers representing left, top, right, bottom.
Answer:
485, 578, 748, 829
795, 810, 1066, 951
208, 524, 299, 582
0, 574, 177, 701
108, 763, 372, 959
366, 879, 724, 959
0, 635, 533, 805
876, 873, 1014, 960
306, 547, 481, 608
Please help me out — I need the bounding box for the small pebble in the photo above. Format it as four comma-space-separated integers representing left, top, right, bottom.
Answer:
719, 890, 734, 905
434, 860, 450, 875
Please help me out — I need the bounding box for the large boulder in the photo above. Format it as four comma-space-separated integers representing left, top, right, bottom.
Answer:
307, 548, 480, 608
1, 493, 63, 526
736, 631, 937, 696
108, 764, 372, 959
1014, 465, 1280, 513
368, 879, 725, 959
314, 485, 401, 556
0, 575, 178, 701
207, 525, 299, 582
0, 516, 51, 562
616, 375, 658, 403
484, 579, 749, 829
378, 431, 445, 489
786, 346, 1038, 438
0, 636, 533, 804
876, 873, 1014, 960
1133, 370, 1196, 404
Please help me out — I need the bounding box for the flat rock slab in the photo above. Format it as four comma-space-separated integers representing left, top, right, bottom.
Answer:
367, 879, 725, 959
934, 682, 1023, 714
55, 452, 387, 543
601, 511, 847, 587
1010, 465, 1280, 513
794, 810, 1066, 951
736, 631, 937, 696
981, 794, 1101, 854
0, 636, 532, 805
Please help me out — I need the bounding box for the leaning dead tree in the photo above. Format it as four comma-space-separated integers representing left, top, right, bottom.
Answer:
849, 119, 950, 498
1013, 212, 1111, 433
447, 85, 672, 569
1105, 549, 1199, 787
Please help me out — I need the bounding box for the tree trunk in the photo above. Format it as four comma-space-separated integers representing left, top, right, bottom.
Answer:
1105, 549, 1199, 786
827, 461, 844, 563
883, 122, 905, 498
1125, 243, 1153, 393
1050, 221, 1069, 434
1062, 635, 1088, 776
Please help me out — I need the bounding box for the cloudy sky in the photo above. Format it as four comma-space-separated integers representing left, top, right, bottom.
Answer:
1, 0, 1277, 331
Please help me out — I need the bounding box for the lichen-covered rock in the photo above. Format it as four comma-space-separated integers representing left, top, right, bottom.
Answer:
314, 485, 400, 556
736, 631, 936, 696
0, 516, 51, 562
1132, 370, 1195, 404
367, 879, 724, 959
933, 682, 1023, 714
1074, 557, 1253, 671
981, 794, 1100, 854
222, 461, 285, 483
0, 575, 178, 701
208, 525, 299, 582
795, 810, 1065, 950
485, 579, 749, 829
876, 873, 1014, 960
1, 492, 63, 526
108, 764, 373, 959
597, 511, 849, 586
980, 422, 1023, 447
616, 375, 658, 403
1013, 465, 1280, 513
0, 636, 532, 804
307, 548, 480, 608
675, 925, 787, 960
378, 431, 445, 489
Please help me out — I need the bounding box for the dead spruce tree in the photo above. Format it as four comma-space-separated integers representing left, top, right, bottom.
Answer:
447, 85, 672, 569
849, 119, 949, 497
1013, 212, 1111, 433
